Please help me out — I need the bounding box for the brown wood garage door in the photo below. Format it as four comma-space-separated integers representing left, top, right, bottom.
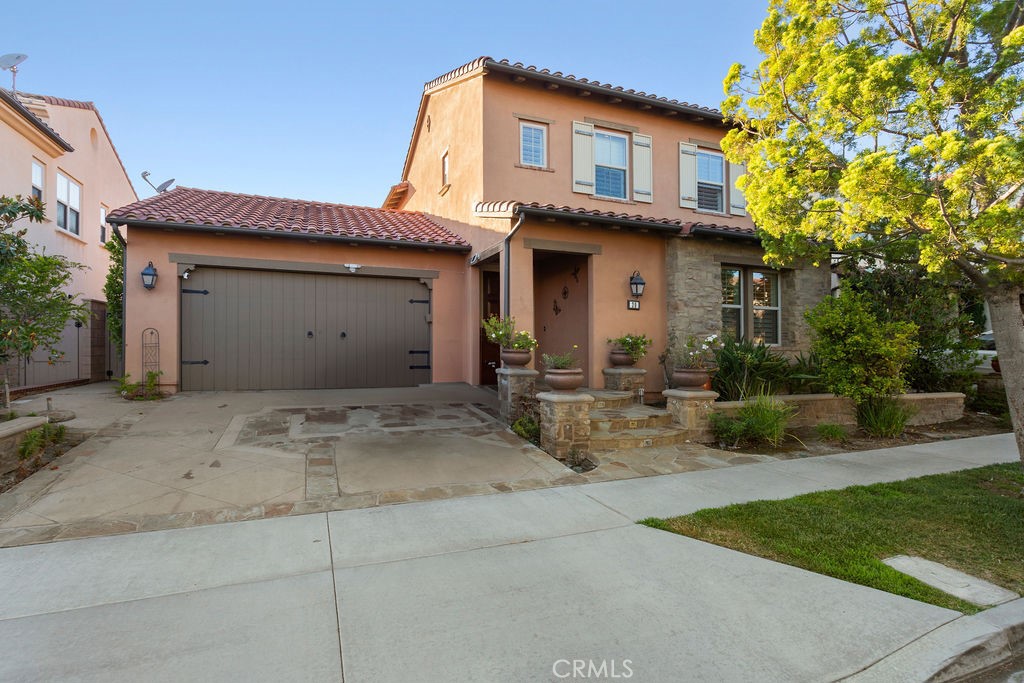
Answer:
180, 268, 431, 391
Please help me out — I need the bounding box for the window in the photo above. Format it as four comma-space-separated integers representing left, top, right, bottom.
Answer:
441, 151, 449, 187
697, 151, 725, 212
31, 161, 44, 201
594, 130, 629, 199
721, 266, 781, 345
99, 206, 107, 244
56, 172, 81, 235
520, 121, 547, 168
573, 121, 652, 202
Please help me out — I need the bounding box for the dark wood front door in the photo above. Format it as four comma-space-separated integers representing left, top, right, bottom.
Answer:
479, 270, 500, 385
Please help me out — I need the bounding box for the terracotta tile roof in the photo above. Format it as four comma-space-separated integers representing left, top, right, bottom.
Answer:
425, 57, 724, 119
19, 91, 137, 201
472, 201, 757, 239
109, 186, 471, 250
0, 88, 73, 151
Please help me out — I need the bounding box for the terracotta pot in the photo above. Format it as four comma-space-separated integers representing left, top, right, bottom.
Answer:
671, 368, 710, 390
609, 349, 635, 367
544, 368, 585, 391
500, 348, 532, 367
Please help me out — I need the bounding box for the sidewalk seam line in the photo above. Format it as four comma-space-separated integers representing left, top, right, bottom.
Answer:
326, 513, 347, 681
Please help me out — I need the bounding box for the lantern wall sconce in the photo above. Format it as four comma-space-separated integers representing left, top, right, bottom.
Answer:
141, 261, 158, 290
629, 270, 646, 298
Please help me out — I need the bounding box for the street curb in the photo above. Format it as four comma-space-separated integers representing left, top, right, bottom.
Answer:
842, 598, 1024, 682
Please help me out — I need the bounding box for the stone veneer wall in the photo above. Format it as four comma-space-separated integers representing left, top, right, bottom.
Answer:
712, 393, 966, 428
665, 237, 831, 355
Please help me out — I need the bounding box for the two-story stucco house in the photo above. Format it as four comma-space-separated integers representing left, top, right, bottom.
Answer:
111, 57, 829, 394
0, 88, 138, 389
385, 58, 831, 388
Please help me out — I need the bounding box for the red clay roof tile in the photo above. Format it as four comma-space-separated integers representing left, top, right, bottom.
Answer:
108, 186, 471, 249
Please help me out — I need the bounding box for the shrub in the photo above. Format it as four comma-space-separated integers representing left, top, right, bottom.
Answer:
786, 351, 828, 394
17, 428, 44, 460
857, 398, 914, 438
805, 291, 918, 404
511, 415, 540, 445
607, 334, 653, 362
712, 337, 791, 401
710, 394, 796, 447
482, 316, 538, 350
117, 371, 165, 400
542, 346, 580, 369
842, 265, 982, 392
815, 422, 848, 442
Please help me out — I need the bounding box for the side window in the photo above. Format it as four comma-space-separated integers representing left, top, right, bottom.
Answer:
572, 121, 653, 203
441, 151, 449, 187
99, 205, 108, 244
56, 172, 81, 235
31, 161, 44, 201
520, 121, 547, 168
593, 130, 629, 200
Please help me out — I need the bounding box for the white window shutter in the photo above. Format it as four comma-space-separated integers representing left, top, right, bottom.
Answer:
572, 121, 595, 194
729, 162, 747, 216
679, 142, 698, 209
632, 133, 653, 203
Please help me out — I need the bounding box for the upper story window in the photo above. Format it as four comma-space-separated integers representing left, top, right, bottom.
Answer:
99, 205, 107, 244
56, 172, 81, 235
594, 131, 629, 199
441, 151, 449, 187
697, 151, 725, 212
520, 121, 547, 168
721, 266, 781, 345
572, 121, 653, 203
680, 144, 746, 216
31, 161, 44, 201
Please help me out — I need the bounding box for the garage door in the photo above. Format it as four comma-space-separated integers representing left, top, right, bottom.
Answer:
180, 268, 431, 390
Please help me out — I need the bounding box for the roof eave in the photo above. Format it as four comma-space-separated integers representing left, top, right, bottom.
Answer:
107, 218, 472, 253
483, 60, 726, 123
517, 205, 682, 234
0, 89, 74, 152
688, 225, 761, 242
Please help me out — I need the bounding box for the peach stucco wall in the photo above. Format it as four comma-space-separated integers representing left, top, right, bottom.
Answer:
401, 74, 484, 226
0, 100, 137, 303
124, 227, 469, 391
506, 219, 668, 391
481, 77, 755, 231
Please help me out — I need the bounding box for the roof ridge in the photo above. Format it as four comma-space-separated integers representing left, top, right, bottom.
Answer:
171, 185, 433, 216
18, 92, 97, 111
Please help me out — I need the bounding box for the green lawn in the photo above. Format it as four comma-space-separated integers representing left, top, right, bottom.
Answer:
642, 464, 1024, 614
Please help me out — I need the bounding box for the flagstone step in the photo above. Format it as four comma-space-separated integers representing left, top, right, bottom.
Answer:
579, 390, 636, 410
590, 426, 690, 451
590, 406, 673, 433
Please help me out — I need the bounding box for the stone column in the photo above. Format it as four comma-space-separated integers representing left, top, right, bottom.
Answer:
496, 367, 539, 424
536, 391, 595, 461
602, 368, 647, 397
664, 389, 719, 442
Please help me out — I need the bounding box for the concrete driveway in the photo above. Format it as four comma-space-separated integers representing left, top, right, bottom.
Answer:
0, 383, 572, 547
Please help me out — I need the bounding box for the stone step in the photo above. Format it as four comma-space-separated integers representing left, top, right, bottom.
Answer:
590, 406, 673, 433
590, 426, 690, 450
579, 390, 636, 409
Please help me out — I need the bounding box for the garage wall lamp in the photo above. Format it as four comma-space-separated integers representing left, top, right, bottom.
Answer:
141, 261, 158, 290
344, 263, 362, 273
629, 270, 646, 298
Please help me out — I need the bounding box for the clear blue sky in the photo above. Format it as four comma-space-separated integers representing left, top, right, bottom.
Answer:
6, 0, 770, 209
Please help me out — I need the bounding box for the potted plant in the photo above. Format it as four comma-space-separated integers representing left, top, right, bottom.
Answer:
482, 315, 539, 367
607, 333, 653, 367
667, 334, 721, 389
542, 345, 584, 391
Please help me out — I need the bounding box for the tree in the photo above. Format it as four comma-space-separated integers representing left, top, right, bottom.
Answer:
722, 0, 1024, 464
0, 196, 87, 376
103, 236, 124, 355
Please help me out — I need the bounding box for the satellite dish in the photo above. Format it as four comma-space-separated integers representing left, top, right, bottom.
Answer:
141, 171, 175, 193
0, 53, 27, 92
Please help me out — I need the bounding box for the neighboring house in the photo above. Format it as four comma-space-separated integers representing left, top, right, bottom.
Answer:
385, 57, 830, 387
0, 89, 137, 389
111, 57, 830, 393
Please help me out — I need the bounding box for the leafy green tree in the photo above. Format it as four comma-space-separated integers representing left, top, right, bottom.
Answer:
723, 0, 1024, 463
0, 196, 87, 374
103, 236, 124, 355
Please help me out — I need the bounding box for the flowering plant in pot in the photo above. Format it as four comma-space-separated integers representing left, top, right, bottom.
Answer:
664, 334, 722, 389
606, 333, 653, 366
483, 315, 538, 366
542, 345, 584, 391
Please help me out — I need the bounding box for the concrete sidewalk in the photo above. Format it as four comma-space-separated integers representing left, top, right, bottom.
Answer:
0, 434, 1018, 682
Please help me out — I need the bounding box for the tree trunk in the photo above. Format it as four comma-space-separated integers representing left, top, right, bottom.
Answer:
986, 286, 1024, 467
